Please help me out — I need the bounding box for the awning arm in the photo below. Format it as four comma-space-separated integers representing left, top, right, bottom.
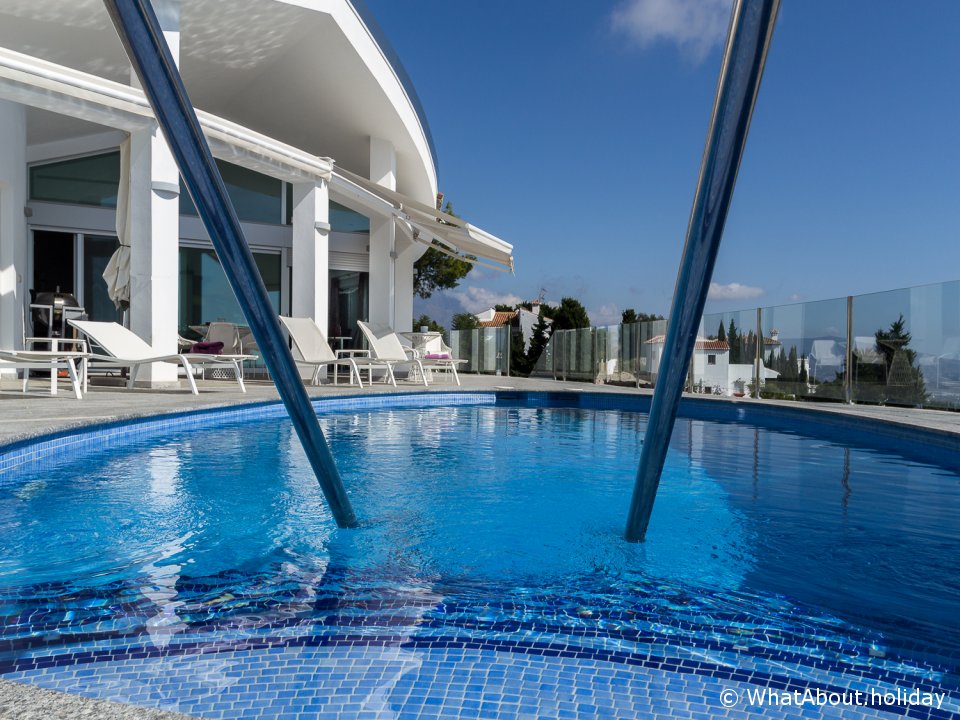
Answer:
397, 218, 515, 274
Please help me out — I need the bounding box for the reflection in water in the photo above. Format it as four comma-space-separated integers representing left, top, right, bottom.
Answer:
841, 446, 851, 511
141, 446, 187, 647
0, 405, 957, 669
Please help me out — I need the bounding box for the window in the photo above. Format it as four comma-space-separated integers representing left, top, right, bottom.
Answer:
29, 152, 120, 208
707, 354, 717, 365
282, 186, 370, 233
181, 160, 282, 224
329, 201, 370, 233
179, 247, 281, 331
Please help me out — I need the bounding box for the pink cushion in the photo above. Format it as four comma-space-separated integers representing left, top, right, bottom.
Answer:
424, 353, 451, 360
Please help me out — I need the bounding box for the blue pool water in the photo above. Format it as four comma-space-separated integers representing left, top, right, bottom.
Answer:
0, 394, 958, 718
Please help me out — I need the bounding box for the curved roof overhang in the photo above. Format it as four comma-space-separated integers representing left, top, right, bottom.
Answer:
0, 0, 437, 203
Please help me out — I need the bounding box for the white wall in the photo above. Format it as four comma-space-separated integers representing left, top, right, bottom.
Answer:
0, 100, 26, 361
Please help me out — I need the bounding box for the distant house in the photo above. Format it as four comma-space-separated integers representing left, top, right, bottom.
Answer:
643, 335, 779, 395
476, 301, 552, 351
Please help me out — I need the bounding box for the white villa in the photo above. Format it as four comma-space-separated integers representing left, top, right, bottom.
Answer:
0, 0, 512, 385
476, 301, 552, 351
643, 335, 779, 395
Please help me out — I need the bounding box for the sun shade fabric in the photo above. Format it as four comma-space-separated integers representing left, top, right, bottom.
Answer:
333, 166, 514, 273
103, 136, 132, 310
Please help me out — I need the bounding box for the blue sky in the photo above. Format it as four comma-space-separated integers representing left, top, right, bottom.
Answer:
364, 0, 960, 329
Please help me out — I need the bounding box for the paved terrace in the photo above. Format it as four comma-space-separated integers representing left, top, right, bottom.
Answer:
1, 373, 959, 447
0, 372, 958, 719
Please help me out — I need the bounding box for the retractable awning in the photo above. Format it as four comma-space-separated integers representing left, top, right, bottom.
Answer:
331, 166, 514, 273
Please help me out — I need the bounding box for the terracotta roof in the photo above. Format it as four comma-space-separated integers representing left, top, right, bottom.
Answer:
478, 311, 517, 328
645, 335, 729, 351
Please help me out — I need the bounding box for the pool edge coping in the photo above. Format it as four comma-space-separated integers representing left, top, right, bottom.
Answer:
1, 388, 957, 478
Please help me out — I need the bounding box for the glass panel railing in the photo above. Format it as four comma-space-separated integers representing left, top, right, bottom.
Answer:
700, 310, 758, 396
523, 279, 958, 413
853, 281, 960, 409
449, 327, 509, 375
758, 302, 811, 401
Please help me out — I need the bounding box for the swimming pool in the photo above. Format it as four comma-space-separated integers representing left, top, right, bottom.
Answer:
0, 392, 958, 719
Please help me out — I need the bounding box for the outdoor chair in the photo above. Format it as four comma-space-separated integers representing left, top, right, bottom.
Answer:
278, 316, 369, 387
357, 321, 465, 387
0, 350, 87, 399
69, 320, 255, 395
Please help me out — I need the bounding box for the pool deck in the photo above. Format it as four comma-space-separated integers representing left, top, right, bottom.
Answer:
1, 373, 959, 447
0, 372, 958, 719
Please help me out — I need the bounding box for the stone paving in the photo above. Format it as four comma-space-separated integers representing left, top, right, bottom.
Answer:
1, 372, 958, 446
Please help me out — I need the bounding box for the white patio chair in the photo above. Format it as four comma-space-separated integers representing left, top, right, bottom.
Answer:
69, 320, 256, 395
278, 316, 366, 387
357, 321, 465, 387
0, 350, 87, 399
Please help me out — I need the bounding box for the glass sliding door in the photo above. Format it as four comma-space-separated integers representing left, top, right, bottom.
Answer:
329, 270, 369, 347
32, 230, 75, 297
82, 235, 123, 322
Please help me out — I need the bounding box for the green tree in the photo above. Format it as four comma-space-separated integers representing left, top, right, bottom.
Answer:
717, 321, 726, 343
509, 328, 531, 376
799, 355, 808, 383
551, 297, 590, 330
525, 312, 552, 369
451, 312, 480, 331
622, 309, 665, 325
873, 314, 927, 406
413, 314, 446, 340
727, 319, 740, 363
413, 201, 474, 298
494, 303, 516, 313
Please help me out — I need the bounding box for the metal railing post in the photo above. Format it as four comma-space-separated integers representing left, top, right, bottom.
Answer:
845, 295, 854, 404
755, 307, 762, 398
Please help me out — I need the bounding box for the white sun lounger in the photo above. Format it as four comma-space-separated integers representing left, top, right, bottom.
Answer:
0, 350, 88, 399
357, 321, 465, 387
278, 316, 367, 387
69, 320, 255, 395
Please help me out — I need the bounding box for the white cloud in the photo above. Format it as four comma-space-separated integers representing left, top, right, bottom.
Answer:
589, 303, 622, 327
789, 293, 803, 302
707, 282, 765, 301
448, 285, 523, 314
610, 0, 733, 62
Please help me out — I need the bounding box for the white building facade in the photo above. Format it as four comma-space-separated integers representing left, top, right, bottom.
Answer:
0, 0, 511, 384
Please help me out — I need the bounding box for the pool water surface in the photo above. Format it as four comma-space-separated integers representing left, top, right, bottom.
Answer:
0, 397, 958, 718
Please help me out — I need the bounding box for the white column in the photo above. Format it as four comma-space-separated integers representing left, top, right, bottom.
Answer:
393, 236, 415, 333
291, 180, 329, 324
127, 0, 180, 385
0, 100, 27, 369
368, 137, 396, 327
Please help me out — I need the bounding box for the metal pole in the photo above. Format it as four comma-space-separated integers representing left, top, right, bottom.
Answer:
625, 0, 780, 541
103, 0, 357, 528
845, 295, 854, 404
755, 307, 762, 398
505, 326, 511, 377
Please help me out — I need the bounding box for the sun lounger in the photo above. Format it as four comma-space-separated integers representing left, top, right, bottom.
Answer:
357, 321, 465, 387
278, 316, 368, 387
68, 320, 255, 395
0, 350, 87, 399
